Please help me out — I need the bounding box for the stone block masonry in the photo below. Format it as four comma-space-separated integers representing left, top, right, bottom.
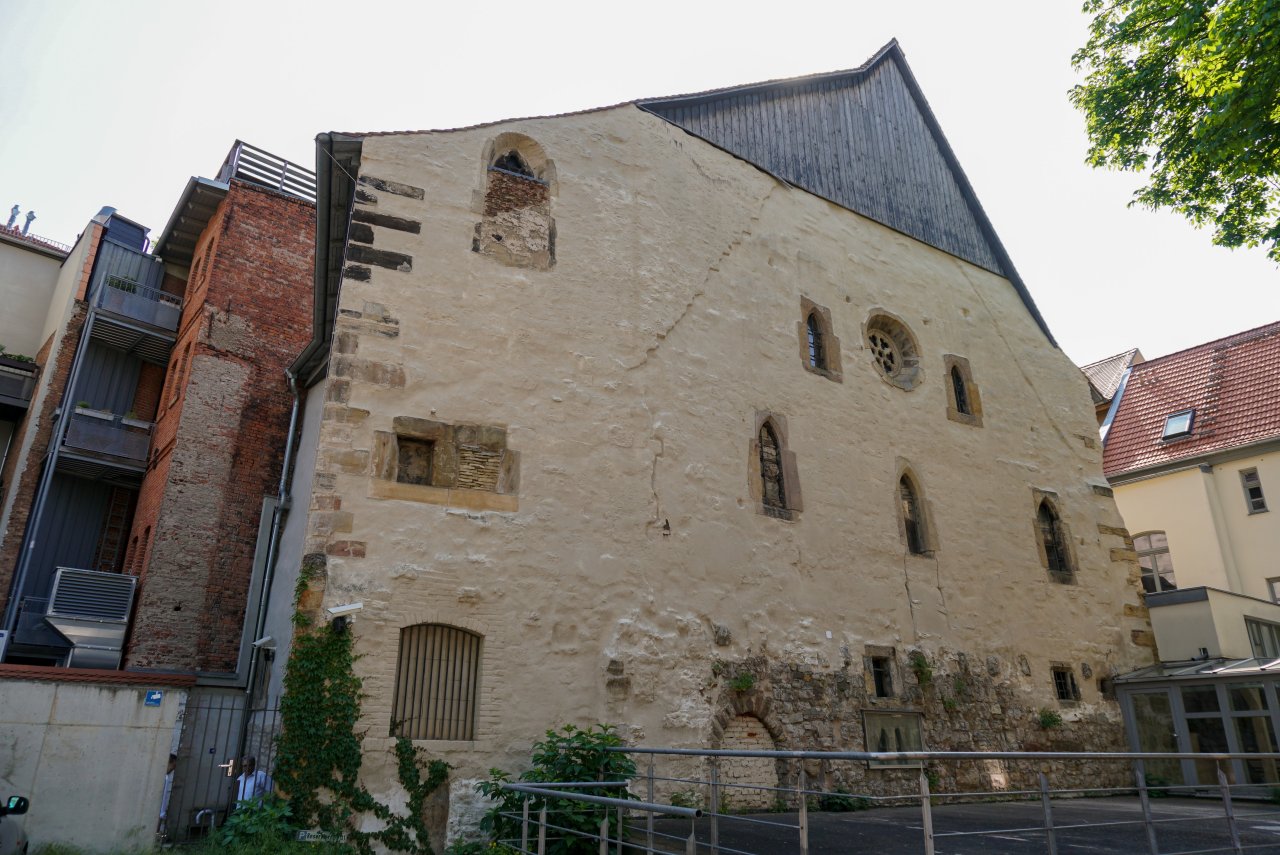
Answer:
124, 180, 315, 673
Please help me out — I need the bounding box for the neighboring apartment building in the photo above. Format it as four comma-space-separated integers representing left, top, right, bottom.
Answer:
265, 41, 1152, 836
0, 143, 315, 849
0, 220, 69, 503
1101, 322, 1280, 789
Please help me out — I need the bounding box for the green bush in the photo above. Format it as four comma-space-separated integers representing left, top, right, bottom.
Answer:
1037, 708, 1064, 730
816, 788, 870, 812
476, 724, 637, 854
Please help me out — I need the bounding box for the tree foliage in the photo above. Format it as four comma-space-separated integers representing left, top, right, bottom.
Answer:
1070, 0, 1280, 259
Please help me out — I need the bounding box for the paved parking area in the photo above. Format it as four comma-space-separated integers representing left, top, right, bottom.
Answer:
651, 797, 1280, 853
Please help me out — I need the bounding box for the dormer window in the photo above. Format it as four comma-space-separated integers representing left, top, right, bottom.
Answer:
1162, 409, 1194, 440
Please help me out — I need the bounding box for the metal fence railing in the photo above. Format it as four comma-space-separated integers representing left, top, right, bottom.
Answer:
495, 747, 1280, 855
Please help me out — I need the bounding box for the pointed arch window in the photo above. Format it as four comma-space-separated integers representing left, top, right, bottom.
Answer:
752, 413, 801, 520
798, 298, 842, 381
1038, 500, 1073, 582
759, 422, 786, 511
899, 476, 928, 555
951, 366, 970, 415
806, 313, 825, 370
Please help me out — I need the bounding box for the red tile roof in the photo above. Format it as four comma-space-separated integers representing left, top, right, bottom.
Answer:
1104, 322, 1280, 477
0, 663, 196, 687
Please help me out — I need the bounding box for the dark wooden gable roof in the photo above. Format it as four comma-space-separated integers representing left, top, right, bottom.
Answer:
638, 40, 1056, 346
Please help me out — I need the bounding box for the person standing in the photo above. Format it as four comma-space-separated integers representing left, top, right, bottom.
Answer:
235, 755, 272, 804
158, 753, 177, 837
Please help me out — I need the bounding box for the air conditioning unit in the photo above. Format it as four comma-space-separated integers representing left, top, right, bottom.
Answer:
44, 567, 136, 670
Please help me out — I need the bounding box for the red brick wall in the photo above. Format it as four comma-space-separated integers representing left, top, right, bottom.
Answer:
0, 303, 89, 609
125, 182, 315, 673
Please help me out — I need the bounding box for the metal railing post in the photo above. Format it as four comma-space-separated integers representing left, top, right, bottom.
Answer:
617, 805, 624, 855
709, 758, 720, 855
538, 805, 547, 855
798, 766, 809, 855
919, 769, 935, 855
1218, 765, 1243, 855
647, 756, 656, 855
1133, 759, 1159, 855
522, 799, 530, 854
1038, 772, 1059, 855
686, 828, 697, 855
599, 815, 609, 855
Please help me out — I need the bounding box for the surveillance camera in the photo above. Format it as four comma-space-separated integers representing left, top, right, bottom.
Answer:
326, 602, 364, 617
251, 636, 274, 649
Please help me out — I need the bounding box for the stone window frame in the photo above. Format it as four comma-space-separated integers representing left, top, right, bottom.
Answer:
472, 132, 558, 270
863, 310, 923, 392
896, 464, 938, 557
863, 710, 925, 768
1050, 663, 1081, 705
370, 416, 519, 512
390, 623, 482, 741
865, 644, 897, 699
797, 297, 842, 382
942, 354, 983, 427
1032, 489, 1076, 584
748, 411, 802, 522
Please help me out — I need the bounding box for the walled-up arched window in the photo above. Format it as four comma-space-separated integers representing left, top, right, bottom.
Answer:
759, 422, 786, 512
474, 134, 556, 270
899, 476, 928, 555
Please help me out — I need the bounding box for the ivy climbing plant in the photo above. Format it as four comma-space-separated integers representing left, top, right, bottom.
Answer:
275, 569, 449, 854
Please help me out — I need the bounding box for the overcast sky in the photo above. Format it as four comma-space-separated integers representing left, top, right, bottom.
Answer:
1, 0, 1274, 367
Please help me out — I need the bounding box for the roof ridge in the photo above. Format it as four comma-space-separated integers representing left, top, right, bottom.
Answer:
1132, 321, 1280, 371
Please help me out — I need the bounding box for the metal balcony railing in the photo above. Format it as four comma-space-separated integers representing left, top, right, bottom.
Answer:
0, 358, 38, 407
62, 409, 152, 463
95, 273, 182, 332
217, 140, 317, 204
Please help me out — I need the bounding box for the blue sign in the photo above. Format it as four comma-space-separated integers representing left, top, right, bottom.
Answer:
144, 690, 163, 707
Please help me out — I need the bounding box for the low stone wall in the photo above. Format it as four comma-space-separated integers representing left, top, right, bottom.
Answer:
0, 666, 190, 852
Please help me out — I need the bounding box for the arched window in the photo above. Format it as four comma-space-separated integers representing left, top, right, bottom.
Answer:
951, 366, 970, 416
474, 133, 555, 269
1133, 532, 1176, 593
391, 623, 482, 740
1038, 500, 1072, 581
899, 476, 928, 555
759, 422, 786, 511
806, 313, 825, 370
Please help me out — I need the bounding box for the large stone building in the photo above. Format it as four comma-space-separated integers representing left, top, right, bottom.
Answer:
267, 42, 1152, 832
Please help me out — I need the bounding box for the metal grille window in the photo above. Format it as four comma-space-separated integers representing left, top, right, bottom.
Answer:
1038, 500, 1072, 581
1133, 531, 1177, 593
806, 313, 825, 370
391, 624, 481, 740
1242, 469, 1268, 514
759, 423, 786, 512
950, 365, 970, 415
899, 476, 927, 555
1052, 666, 1080, 702
869, 331, 899, 377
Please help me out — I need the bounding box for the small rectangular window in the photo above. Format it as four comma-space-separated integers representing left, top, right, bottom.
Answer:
396, 437, 435, 486
1162, 409, 1194, 439
870, 657, 893, 698
1241, 469, 1268, 514
1247, 618, 1280, 659
1051, 666, 1080, 702
1268, 577, 1280, 604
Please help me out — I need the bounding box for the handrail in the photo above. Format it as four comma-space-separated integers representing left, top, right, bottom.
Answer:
100, 274, 182, 308
609, 745, 1280, 762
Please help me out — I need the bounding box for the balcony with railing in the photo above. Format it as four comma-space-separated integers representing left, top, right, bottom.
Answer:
0, 357, 38, 410
57, 407, 152, 479
87, 239, 180, 362
217, 140, 317, 203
